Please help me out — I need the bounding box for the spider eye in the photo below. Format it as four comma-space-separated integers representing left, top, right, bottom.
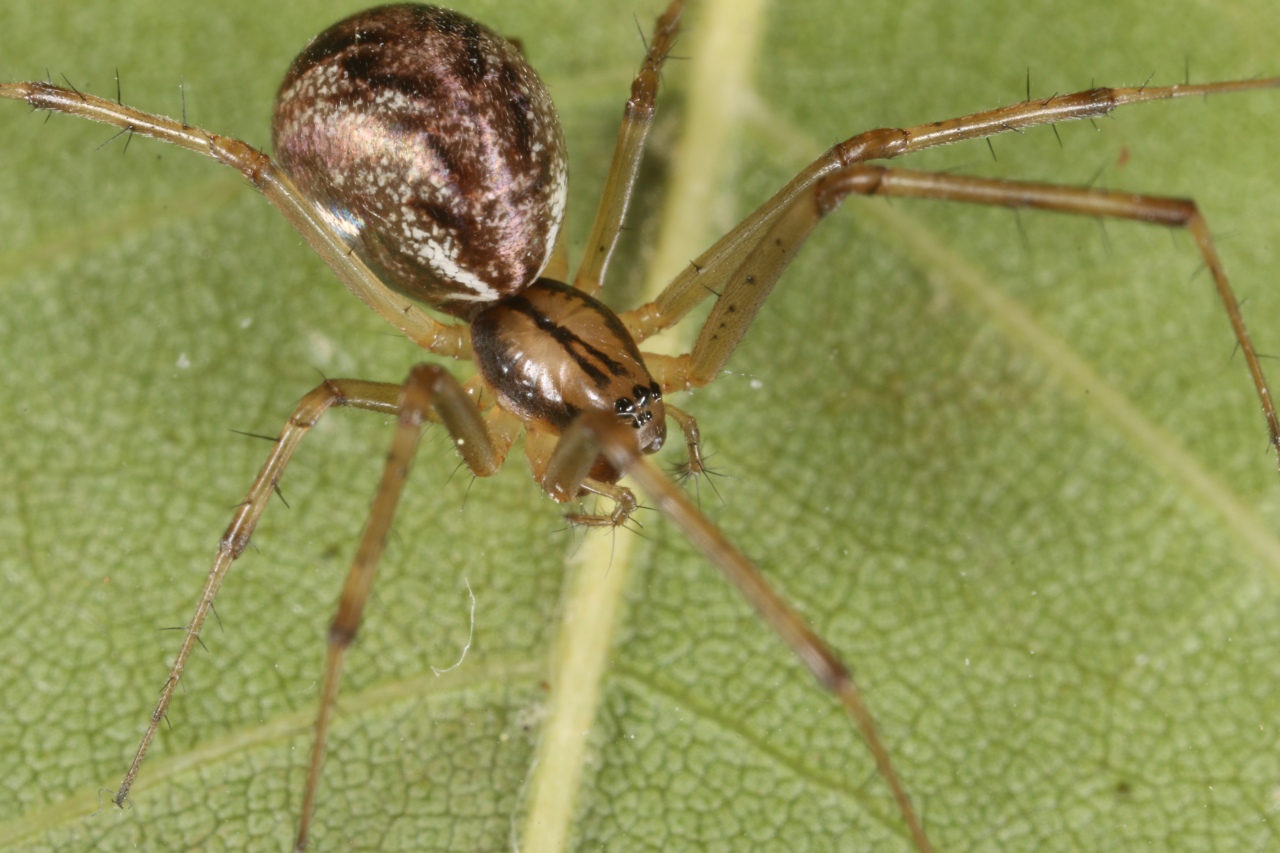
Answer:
632, 384, 651, 406
615, 397, 635, 414
649, 382, 662, 401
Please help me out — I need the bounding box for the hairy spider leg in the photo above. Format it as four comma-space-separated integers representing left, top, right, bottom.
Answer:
624, 77, 1280, 466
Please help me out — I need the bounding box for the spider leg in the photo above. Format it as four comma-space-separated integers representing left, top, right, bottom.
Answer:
572, 0, 684, 295
0, 81, 470, 358
523, 428, 641, 527
619, 77, 1280, 348
112, 378, 401, 814
567, 480, 641, 528
663, 402, 707, 477
812, 166, 1280, 455
619, 76, 1280, 461
96, 366, 508, 847
294, 364, 510, 850
550, 412, 936, 853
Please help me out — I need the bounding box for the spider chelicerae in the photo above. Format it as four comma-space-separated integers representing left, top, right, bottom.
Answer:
3, 1, 1279, 850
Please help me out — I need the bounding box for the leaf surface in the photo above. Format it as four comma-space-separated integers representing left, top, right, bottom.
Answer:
1, 1, 1279, 850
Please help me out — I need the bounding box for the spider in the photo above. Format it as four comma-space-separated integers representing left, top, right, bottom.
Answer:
2, 1, 1280, 850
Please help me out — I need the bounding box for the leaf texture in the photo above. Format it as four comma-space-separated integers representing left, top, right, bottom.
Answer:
1, 1, 1279, 850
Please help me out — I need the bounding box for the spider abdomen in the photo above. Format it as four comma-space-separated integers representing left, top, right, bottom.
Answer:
272, 4, 567, 318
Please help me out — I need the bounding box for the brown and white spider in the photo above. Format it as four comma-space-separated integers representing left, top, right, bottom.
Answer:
3, 0, 1280, 850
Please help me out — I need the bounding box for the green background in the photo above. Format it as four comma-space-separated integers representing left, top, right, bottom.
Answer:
1, 0, 1278, 850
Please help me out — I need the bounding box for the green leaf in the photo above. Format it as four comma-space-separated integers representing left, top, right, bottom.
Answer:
2, 0, 1279, 850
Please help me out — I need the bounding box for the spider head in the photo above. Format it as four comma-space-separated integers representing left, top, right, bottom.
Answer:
614, 382, 666, 454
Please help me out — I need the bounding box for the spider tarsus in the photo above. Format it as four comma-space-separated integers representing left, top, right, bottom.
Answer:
563, 511, 621, 529
669, 460, 699, 488
563, 486, 640, 530
670, 454, 726, 509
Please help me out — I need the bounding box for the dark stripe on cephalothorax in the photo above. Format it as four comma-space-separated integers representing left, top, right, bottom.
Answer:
503, 294, 629, 388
